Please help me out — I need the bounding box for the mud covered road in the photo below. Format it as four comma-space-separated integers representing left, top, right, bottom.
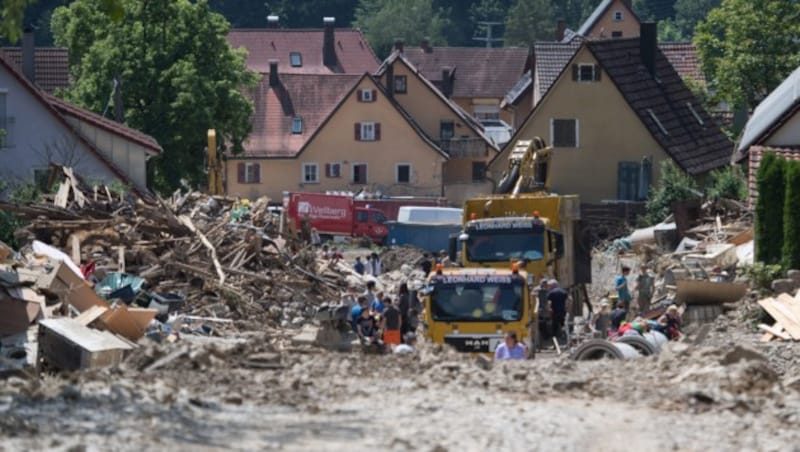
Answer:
2, 312, 799, 451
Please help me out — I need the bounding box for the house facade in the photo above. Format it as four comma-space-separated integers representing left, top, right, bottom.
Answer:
0, 55, 160, 194
576, 0, 640, 40
490, 24, 732, 204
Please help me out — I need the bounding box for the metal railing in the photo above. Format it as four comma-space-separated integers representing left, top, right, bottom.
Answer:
438, 137, 488, 158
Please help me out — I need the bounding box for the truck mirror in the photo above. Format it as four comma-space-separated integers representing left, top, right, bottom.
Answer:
448, 234, 458, 262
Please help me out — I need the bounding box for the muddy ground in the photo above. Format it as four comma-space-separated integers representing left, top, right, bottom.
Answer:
1, 307, 799, 451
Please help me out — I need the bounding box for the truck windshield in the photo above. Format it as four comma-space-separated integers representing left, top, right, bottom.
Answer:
431, 283, 523, 322
465, 230, 544, 263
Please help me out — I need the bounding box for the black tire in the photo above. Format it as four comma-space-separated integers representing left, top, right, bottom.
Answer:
572, 339, 640, 361
616, 335, 657, 356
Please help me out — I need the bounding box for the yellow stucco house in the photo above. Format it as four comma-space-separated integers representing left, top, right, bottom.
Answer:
489, 24, 732, 204
574, 0, 641, 40
226, 52, 497, 204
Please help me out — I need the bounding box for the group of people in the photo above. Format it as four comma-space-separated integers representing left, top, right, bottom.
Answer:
353, 253, 382, 276
348, 281, 419, 354
420, 251, 451, 277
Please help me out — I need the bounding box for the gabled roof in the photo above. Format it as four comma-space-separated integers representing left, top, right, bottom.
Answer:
0, 54, 161, 192
659, 42, 705, 84
533, 39, 582, 99
375, 50, 498, 151
502, 71, 531, 106
227, 28, 379, 74
47, 94, 161, 154
402, 46, 530, 99
243, 73, 361, 157
735, 65, 800, 158
577, 0, 640, 37
0, 47, 69, 93
588, 38, 731, 174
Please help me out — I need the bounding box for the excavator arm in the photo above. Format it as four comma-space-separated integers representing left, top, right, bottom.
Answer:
495, 137, 552, 196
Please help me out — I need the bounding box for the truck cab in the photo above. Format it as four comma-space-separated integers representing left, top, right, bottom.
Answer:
354, 208, 389, 243
423, 268, 537, 355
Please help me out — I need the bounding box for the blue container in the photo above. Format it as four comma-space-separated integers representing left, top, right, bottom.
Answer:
387, 222, 461, 253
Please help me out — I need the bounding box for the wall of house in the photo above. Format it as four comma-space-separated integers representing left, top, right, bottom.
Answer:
64, 117, 151, 189
226, 77, 447, 202
0, 69, 122, 190
585, 0, 640, 39
765, 111, 800, 147
488, 46, 672, 204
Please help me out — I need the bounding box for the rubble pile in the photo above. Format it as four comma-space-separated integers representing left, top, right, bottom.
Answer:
0, 168, 358, 373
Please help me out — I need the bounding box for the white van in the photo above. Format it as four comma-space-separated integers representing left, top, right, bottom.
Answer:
396, 206, 463, 224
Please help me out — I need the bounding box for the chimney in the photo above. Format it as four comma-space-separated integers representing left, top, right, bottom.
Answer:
441, 67, 452, 98
268, 59, 280, 87
394, 38, 404, 53
421, 37, 432, 53
386, 64, 394, 99
22, 26, 35, 83
267, 15, 279, 28
323, 17, 336, 67
640, 22, 657, 77
556, 19, 566, 42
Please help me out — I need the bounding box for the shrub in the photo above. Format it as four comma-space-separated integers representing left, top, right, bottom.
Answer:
0, 182, 41, 248
644, 160, 700, 224
755, 153, 786, 265
707, 165, 747, 201
740, 263, 784, 293
783, 160, 800, 269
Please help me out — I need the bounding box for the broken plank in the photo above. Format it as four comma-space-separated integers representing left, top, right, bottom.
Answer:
758, 297, 800, 340
177, 214, 225, 285
757, 323, 790, 341
74, 305, 109, 326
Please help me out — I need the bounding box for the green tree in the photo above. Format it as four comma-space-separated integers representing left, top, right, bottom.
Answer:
755, 153, 786, 265
353, 0, 450, 58
645, 160, 700, 224
707, 165, 746, 201
632, 0, 676, 21
695, 0, 800, 110
657, 18, 683, 41
1, 0, 37, 43
52, 0, 257, 192
1, 0, 124, 44
504, 0, 554, 47
263, 0, 359, 29
783, 161, 800, 269
673, 0, 719, 39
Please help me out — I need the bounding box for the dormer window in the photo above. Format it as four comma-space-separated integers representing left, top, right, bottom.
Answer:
575, 64, 601, 82
394, 75, 407, 94
292, 117, 303, 134
613, 10, 623, 21
290, 52, 302, 67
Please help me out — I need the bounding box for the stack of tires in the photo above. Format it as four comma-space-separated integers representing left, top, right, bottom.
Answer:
572, 331, 668, 361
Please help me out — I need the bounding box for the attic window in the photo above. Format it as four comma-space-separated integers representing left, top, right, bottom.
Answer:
394, 75, 407, 94
292, 117, 303, 134
290, 52, 302, 67
687, 102, 704, 126
613, 10, 623, 21
647, 109, 669, 135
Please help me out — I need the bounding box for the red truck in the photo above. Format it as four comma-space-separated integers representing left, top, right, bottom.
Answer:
284, 192, 446, 243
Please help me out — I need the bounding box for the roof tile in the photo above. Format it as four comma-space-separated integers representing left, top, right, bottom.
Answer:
0, 47, 69, 93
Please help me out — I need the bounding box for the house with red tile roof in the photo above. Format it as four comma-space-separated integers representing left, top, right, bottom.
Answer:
489, 24, 732, 204
1, 30, 70, 93
227, 17, 379, 75
226, 50, 499, 205
402, 41, 530, 133
0, 53, 161, 194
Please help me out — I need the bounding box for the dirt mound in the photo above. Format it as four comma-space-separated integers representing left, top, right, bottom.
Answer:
380, 245, 427, 273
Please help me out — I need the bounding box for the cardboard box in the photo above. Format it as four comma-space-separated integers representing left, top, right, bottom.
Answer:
38, 318, 134, 371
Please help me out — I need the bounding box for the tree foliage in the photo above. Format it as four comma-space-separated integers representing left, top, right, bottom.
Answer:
52, 0, 257, 192
632, 0, 676, 21
783, 161, 800, 269
354, 0, 450, 58
673, 0, 719, 39
645, 160, 700, 224
695, 0, 800, 110
504, 0, 554, 47
263, 0, 359, 29
754, 153, 786, 265
707, 165, 746, 202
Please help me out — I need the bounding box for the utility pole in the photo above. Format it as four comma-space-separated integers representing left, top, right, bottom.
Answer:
473, 21, 504, 48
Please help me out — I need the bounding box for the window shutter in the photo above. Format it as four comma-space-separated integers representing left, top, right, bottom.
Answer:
254, 163, 261, 183
354, 123, 361, 141
325, 163, 331, 177
237, 162, 246, 184
572, 64, 578, 81
375, 123, 381, 141
371, 90, 377, 102
594, 65, 602, 81
357, 90, 363, 102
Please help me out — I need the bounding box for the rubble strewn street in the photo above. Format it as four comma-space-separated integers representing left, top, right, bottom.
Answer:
0, 170, 798, 450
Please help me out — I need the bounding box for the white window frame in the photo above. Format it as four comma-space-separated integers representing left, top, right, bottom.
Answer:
290, 52, 302, 67
394, 75, 407, 94
292, 117, 303, 134
302, 163, 319, 184
243, 162, 260, 184
360, 122, 376, 141
351, 162, 369, 184
613, 10, 623, 21
327, 162, 342, 178
361, 89, 374, 102
396, 163, 412, 184
550, 118, 579, 149
577, 64, 596, 82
